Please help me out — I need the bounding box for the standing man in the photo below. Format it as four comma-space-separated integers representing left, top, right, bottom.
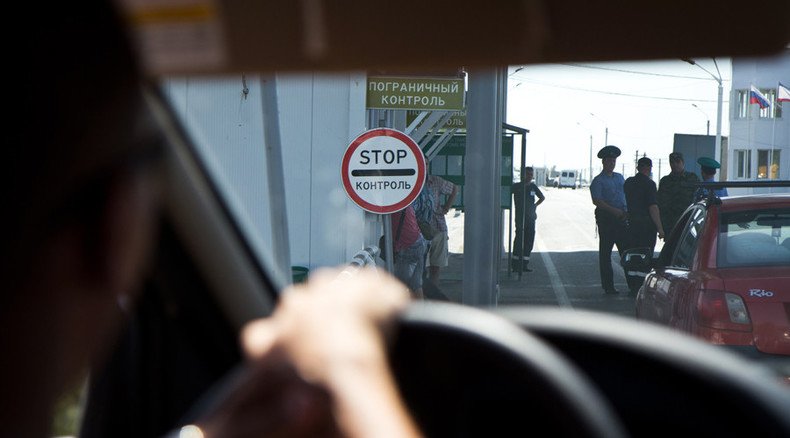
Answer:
590, 146, 629, 295
624, 157, 665, 294
511, 166, 545, 273
417, 175, 458, 285
657, 152, 699, 236
694, 156, 728, 200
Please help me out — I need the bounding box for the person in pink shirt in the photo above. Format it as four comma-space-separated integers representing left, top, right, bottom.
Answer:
390, 205, 428, 299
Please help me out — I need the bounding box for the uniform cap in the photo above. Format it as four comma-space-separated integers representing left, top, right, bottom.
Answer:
697, 156, 721, 169
637, 157, 652, 168
597, 145, 621, 159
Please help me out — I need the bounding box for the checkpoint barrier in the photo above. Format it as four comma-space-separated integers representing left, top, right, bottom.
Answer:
349, 246, 381, 270
333, 246, 382, 281
296, 247, 381, 285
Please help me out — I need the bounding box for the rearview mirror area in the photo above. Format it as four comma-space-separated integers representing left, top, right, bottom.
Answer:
755, 215, 790, 228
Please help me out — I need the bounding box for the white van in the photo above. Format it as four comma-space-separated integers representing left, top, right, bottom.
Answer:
559, 170, 577, 189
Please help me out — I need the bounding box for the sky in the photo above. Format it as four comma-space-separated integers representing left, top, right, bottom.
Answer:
505, 58, 732, 181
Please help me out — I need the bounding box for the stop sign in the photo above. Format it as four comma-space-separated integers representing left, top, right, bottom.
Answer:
341, 128, 426, 214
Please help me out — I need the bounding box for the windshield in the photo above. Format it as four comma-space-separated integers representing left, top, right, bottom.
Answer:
158, 52, 790, 363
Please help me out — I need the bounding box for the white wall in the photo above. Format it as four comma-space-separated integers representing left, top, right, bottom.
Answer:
161, 72, 369, 278
279, 73, 369, 269
728, 50, 790, 195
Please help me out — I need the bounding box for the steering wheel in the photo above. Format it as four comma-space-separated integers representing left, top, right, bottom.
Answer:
176, 301, 625, 437
390, 302, 626, 438
494, 306, 790, 437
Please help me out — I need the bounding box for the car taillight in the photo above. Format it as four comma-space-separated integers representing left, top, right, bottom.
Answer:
696, 290, 752, 331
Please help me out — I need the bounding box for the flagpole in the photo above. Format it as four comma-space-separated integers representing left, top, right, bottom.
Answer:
748, 84, 752, 184
770, 106, 775, 193
778, 83, 790, 180
747, 83, 771, 184
771, 82, 790, 180
770, 85, 781, 186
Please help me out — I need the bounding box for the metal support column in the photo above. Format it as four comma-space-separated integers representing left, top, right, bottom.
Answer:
261, 75, 292, 286
463, 68, 503, 307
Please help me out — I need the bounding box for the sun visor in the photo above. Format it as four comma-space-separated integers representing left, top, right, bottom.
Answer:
116, 0, 790, 76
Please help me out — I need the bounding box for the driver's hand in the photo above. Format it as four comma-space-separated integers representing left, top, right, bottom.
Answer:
196, 268, 421, 438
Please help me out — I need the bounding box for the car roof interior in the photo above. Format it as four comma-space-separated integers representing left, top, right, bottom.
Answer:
80, 2, 790, 437
124, 0, 790, 76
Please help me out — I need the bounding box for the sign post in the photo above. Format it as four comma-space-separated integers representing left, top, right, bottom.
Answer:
341, 128, 426, 268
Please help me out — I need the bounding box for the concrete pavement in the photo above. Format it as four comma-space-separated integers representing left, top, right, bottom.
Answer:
427, 187, 648, 318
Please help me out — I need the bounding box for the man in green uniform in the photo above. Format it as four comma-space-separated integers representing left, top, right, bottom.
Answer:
694, 156, 729, 201
657, 152, 699, 236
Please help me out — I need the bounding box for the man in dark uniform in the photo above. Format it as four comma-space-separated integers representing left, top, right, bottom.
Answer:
590, 145, 628, 295
624, 157, 665, 294
511, 166, 545, 273
657, 152, 699, 236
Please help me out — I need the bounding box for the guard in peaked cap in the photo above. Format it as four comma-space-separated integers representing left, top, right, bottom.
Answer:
697, 156, 721, 170
695, 156, 728, 199
590, 144, 627, 295
597, 145, 621, 159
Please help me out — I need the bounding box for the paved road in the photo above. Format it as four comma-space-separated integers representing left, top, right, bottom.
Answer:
439, 186, 663, 318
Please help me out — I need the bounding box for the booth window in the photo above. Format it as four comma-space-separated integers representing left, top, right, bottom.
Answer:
735, 149, 752, 179
757, 149, 781, 179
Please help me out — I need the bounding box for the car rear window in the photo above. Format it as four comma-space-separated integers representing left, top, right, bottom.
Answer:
718, 208, 790, 268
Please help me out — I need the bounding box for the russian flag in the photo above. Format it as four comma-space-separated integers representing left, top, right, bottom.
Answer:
778, 82, 790, 103
750, 85, 771, 109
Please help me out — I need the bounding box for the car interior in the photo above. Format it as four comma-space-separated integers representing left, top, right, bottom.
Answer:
75, 1, 790, 437
722, 209, 790, 265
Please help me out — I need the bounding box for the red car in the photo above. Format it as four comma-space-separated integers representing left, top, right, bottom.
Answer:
633, 193, 790, 358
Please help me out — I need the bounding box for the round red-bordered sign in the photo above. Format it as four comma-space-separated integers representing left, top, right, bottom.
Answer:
341, 128, 426, 214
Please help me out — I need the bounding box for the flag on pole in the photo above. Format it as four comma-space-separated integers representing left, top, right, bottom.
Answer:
778, 82, 790, 103
750, 85, 771, 109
